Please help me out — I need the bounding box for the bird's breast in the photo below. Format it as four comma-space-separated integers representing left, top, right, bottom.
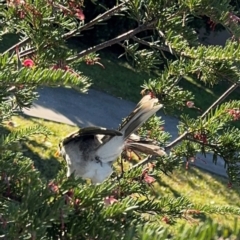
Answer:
95, 136, 124, 163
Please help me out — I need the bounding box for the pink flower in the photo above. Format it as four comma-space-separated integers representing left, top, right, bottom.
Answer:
143, 173, 156, 184
141, 168, 156, 184
193, 132, 208, 144
7, 0, 25, 7
66, 189, 74, 198
18, 10, 25, 19
149, 91, 155, 98
75, 198, 80, 204
75, 9, 85, 20
52, 64, 76, 75
52, 65, 60, 70
186, 101, 194, 108
48, 181, 59, 193
207, 19, 216, 31
104, 196, 118, 206
227, 109, 240, 121
23, 59, 34, 68
228, 12, 240, 24
162, 216, 170, 224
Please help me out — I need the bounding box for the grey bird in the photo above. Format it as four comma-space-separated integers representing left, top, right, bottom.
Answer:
58, 94, 165, 184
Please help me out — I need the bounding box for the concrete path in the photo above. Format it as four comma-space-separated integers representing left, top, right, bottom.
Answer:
23, 86, 228, 177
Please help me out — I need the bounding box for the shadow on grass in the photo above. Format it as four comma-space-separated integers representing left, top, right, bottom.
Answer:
75, 54, 147, 103
74, 45, 240, 131
169, 165, 240, 208
3, 114, 240, 206
155, 176, 182, 198
187, 167, 240, 207
1, 117, 65, 181
178, 78, 240, 122
22, 141, 62, 180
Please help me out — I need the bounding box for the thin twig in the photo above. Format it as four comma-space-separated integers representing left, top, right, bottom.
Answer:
3, 38, 30, 55
185, 136, 220, 149
63, 3, 126, 39
19, 48, 36, 58
132, 36, 171, 53
66, 20, 157, 63
165, 83, 238, 150
130, 155, 153, 170
132, 83, 239, 169
22, 17, 156, 61
157, 30, 175, 55
19, 47, 35, 58
201, 83, 238, 118
164, 132, 188, 151
19, 3, 126, 58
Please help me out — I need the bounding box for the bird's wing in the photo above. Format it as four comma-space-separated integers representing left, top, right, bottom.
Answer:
62, 127, 122, 146
126, 142, 166, 156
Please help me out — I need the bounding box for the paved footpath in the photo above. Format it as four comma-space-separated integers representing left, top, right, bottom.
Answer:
23, 86, 228, 177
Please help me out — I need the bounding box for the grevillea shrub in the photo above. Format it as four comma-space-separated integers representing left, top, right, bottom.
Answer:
0, 0, 240, 239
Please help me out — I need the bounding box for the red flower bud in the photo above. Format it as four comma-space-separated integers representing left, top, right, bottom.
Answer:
48, 181, 59, 193
162, 216, 170, 224
104, 196, 118, 206
23, 59, 34, 68
227, 109, 240, 121
75, 8, 85, 20
75, 198, 81, 205
66, 189, 74, 198
143, 172, 155, 184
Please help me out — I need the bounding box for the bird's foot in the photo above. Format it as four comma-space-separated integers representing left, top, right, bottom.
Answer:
95, 156, 103, 166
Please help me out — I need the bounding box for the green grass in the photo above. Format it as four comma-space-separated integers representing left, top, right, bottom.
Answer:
156, 168, 240, 231
74, 48, 240, 120
4, 115, 78, 180
178, 77, 240, 118
75, 49, 150, 102
4, 115, 240, 231
1, 34, 239, 118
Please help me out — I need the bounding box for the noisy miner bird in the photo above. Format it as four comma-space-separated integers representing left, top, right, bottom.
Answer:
58, 94, 166, 184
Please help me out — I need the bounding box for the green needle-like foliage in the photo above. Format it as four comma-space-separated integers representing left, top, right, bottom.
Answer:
0, 0, 240, 239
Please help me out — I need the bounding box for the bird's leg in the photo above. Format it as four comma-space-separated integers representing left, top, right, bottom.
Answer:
95, 156, 103, 166
116, 156, 124, 182
131, 149, 142, 160
119, 156, 124, 177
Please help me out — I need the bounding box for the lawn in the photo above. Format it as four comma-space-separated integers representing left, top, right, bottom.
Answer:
74, 46, 240, 120
3, 115, 240, 232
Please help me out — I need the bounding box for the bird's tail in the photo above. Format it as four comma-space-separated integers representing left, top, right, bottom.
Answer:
119, 94, 163, 139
